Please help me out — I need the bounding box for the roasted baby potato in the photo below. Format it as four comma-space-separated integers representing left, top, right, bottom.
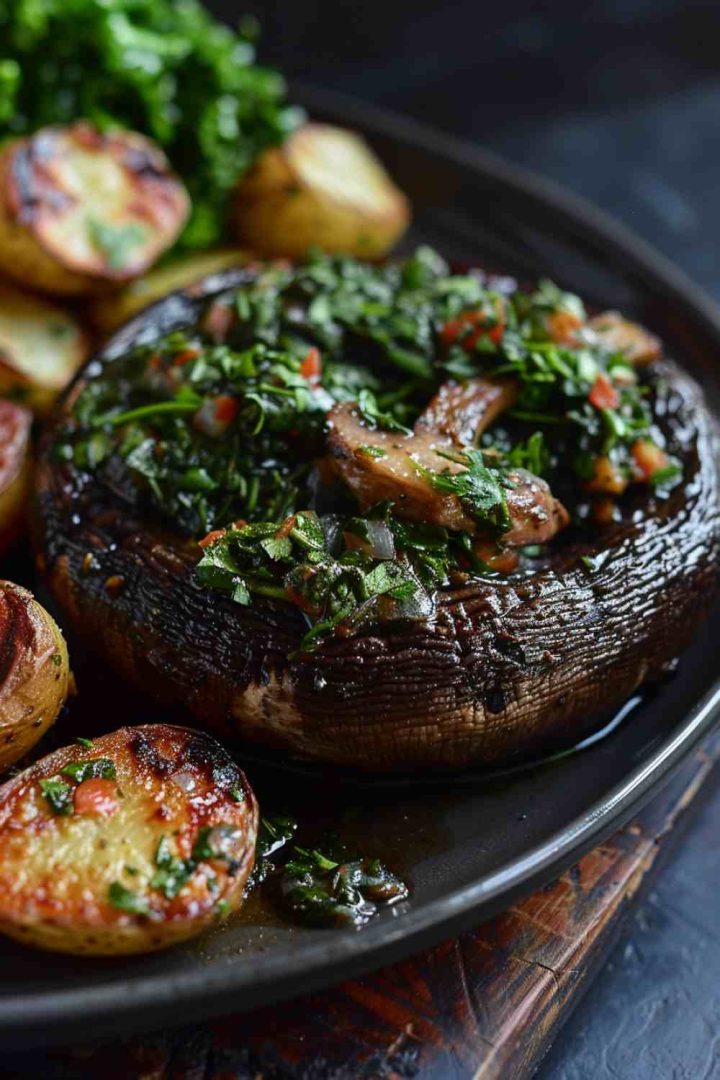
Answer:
232, 123, 410, 259
86, 248, 250, 336
0, 400, 31, 553
0, 282, 90, 413
0, 724, 257, 955
0, 123, 190, 297
0, 581, 70, 771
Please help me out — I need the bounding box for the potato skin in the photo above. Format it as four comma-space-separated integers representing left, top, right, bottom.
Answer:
0, 123, 189, 297
33, 273, 720, 771
0, 401, 32, 555
0, 581, 70, 771
232, 123, 410, 259
0, 725, 257, 955
0, 282, 90, 414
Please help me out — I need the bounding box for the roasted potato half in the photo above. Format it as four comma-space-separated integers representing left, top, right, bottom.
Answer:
0, 724, 257, 955
86, 248, 250, 336
0, 581, 70, 771
0, 400, 32, 553
0, 123, 189, 297
232, 123, 410, 259
0, 282, 90, 413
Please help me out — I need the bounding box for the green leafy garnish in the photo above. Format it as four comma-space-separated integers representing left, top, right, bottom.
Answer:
39, 778, 74, 816
108, 881, 150, 916
419, 448, 512, 534
149, 836, 194, 900
61, 758, 116, 783
281, 844, 408, 928
357, 389, 411, 434
87, 220, 147, 271
190, 826, 216, 863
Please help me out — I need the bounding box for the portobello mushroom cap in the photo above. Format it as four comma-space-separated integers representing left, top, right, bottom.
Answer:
34, 270, 720, 770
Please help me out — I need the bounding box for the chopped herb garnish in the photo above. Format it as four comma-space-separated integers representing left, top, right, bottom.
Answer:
280, 843, 408, 928
150, 836, 194, 899
191, 826, 216, 863
419, 448, 512, 535
75, 737, 94, 749
39, 778, 73, 816
61, 758, 116, 783
358, 444, 388, 459
649, 461, 683, 490
87, 220, 147, 272
357, 389, 411, 434
108, 881, 150, 916
196, 510, 444, 651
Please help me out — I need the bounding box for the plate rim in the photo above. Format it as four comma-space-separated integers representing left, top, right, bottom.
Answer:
6, 85, 720, 1046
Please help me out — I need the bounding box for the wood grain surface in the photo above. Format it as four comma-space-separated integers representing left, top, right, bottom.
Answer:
0, 726, 716, 1080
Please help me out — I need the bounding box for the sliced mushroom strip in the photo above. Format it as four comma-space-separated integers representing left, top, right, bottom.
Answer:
327, 401, 568, 544
415, 377, 518, 446
503, 468, 570, 545
586, 311, 661, 366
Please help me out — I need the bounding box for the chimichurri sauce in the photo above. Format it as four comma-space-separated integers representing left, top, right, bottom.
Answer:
249, 813, 408, 929
54, 247, 681, 651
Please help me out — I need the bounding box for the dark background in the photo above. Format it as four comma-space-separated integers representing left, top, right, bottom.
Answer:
209, 3, 720, 1076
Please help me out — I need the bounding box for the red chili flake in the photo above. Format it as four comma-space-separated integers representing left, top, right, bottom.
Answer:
441, 305, 505, 351
214, 395, 238, 424
275, 514, 298, 540
546, 309, 584, 345
173, 348, 201, 367
73, 779, 119, 817
300, 347, 322, 381
198, 529, 226, 549
631, 439, 668, 481
588, 373, 620, 411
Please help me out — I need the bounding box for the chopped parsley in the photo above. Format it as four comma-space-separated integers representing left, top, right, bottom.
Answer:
87, 220, 147, 272
61, 758, 116, 783
249, 814, 298, 888
108, 881, 149, 916
39, 778, 73, 816
150, 836, 195, 900
418, 448, 512, 534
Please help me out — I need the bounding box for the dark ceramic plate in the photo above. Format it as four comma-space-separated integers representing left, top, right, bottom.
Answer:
4, 86, 720, 1048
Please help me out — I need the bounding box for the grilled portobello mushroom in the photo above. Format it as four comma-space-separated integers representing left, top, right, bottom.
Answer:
35, 251, 720, 770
